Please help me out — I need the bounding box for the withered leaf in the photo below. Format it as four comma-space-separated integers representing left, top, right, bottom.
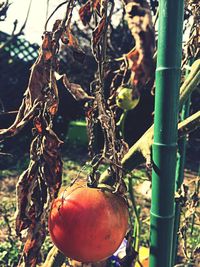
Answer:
42, 127, 63, 198
33, 117, 43, 134
21, 220, 46, 267
63, 74, 94, 101
16, 126, 63, 266
52, 19, 62, 32
124, 0, 155, 89
92, 15, 106, 51
15, 160, 39, 235
93, 0, 100, 9
0, 19, 66, 267
79, 1, 92, 26
42, 32, 53, 61
61, 29, 79, 48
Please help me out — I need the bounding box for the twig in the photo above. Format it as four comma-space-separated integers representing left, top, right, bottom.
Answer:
178, 111, 200, 139
44, 0, 68, 31
0, 110, 18, 116
0, 0, 33, 51
41, 246, 66, 267
179, 59, 200, 108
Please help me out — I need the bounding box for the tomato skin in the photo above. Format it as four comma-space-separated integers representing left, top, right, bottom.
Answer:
116, 87, 140, 110
48, 185, 128, 263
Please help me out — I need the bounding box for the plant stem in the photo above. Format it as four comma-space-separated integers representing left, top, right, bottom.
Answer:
41, 247, 65, 267
117, 111, 128, 138
128, 178, 140, 253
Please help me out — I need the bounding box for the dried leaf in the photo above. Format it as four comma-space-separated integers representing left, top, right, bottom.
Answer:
93, 0, 100, 9
92, 15, 106, 52
0, 20, 65, 266
42, 128, 63, 198
63, 74, 94, 101
33, 117, 43, 134
61, 29, 79, 48
42, 32, 53, 61
79, 1, 92, 26
15, 126, 63, 266
21, 220, 46, 267
15, 161, 39, 235
52, 19, 62, 32
124, 0, 155, 89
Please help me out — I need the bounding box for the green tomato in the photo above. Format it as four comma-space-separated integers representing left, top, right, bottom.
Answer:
116, 87, 140, 110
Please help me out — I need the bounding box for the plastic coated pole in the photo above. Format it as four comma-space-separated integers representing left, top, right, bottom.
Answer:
149, 1, 184, 266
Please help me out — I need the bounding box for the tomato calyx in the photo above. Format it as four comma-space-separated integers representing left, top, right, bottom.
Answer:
97, 183, 115, 192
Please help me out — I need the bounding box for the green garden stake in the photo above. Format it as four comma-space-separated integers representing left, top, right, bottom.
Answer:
149, 0, 184, 266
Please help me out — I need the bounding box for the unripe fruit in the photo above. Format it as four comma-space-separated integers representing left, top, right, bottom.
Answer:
116, 87, 140, 110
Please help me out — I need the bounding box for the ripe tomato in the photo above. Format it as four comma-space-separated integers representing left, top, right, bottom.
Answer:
48, 183, 128, 263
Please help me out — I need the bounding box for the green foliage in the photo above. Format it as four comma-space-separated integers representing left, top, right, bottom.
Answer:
0, 241, 21, 267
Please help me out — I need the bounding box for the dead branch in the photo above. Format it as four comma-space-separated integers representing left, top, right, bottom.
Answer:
179, 59, 200, 109
178, 111, 200, 139
41, 246, 65, 267
0, 0, 32, 51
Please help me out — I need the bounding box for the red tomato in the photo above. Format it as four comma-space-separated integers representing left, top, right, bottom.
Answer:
48, 183, 128, 263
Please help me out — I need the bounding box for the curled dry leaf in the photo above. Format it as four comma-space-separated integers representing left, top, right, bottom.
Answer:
0, 29, 60, 141
22, 219, 46, 267
92, 15, 106, 58
42, 32, 53, 61
63, 74, 94, 101
79, 0, 101, 26
79, 1, 92, 26
124, 0, 155, 89
61, 27, 86, 63
61, 28, 79, 48
0, 18, 65, 266
93, 0, 100, 10
16, 125, 63, 266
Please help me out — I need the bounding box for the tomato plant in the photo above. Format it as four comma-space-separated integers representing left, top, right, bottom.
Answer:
48, 183, 129, 263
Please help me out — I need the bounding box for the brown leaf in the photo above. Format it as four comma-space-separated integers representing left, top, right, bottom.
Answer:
93, 0, 100, 9
16, 127, 63, 265
92, 15, 106, 51
42, 128, 63, 198
52, 19, 62, 32
15, 161, 39, 235
42, 32, 53, 61
22, 220, 46, 267
79, 1, 92, 26
33, 117, 43, 134
0, 12, 65, 267
63, 74, 94, 101
124, 0, 155, 89
61, 29, 79, 48
0, 24, 58, 142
